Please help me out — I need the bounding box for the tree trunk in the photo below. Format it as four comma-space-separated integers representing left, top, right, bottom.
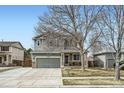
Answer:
115, 62, 120, 80
80, 52, 85, 71
115, 52, 120, 80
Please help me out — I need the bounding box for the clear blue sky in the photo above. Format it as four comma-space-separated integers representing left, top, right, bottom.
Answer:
0, 5, 48, 49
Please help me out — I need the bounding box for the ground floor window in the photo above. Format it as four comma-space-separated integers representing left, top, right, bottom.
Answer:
4, 56, 6, 61
73, 54, 80, 60
65, 55, 69, 64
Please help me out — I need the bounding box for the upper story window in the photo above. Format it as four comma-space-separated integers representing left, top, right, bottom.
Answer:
37, 40, 40, 46
73, 54, 80, 60
49, 41, 53, 46
35, 39, 47, 47
55, 38, 59, 47
1, 46, 9, 51
64, 40, 70, 49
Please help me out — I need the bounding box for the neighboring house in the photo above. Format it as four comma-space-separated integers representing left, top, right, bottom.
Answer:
0, 41, 24, 66
31, 32, 87, 68
92, 41, 117, 69
93, 48, 124, 69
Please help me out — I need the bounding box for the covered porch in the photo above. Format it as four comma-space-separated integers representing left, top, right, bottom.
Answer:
61, 52, 81, 67
0, 54, 12, 66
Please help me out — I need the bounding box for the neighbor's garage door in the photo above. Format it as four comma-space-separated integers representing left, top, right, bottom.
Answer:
36, 58, 60, 68
107, 59, 115, 68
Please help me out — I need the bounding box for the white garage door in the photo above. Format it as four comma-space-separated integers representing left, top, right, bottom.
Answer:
36, 58, 60, 68
108, 59, 115, 68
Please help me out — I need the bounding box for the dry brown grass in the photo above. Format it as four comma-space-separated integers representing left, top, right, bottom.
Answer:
63, 79, 124, 85
62, 68, 124, 77
0, 67, 17, 73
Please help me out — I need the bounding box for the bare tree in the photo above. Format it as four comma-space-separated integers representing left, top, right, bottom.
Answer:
35, 5, 103, 70
98, 5, 124, 80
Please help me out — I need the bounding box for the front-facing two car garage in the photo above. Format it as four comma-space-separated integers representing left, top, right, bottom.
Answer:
36, 58, 60, 68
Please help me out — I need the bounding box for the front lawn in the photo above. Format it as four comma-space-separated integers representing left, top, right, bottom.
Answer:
63, 79, 124, 85
0, 67, 17, 73
62, 68, 124, 77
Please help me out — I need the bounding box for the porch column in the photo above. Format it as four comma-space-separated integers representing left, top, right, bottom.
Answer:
10, 55, 13, 64
61, 53, 64, 68
6, 55, 9, 65
104, 61, 107, 69
104, 56, 107, 69
31, 55, 36, 68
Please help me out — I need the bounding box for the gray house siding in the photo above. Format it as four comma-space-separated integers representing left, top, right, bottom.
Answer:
31, 32, 87, 68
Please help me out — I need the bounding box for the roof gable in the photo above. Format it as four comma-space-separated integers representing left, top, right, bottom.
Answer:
0, 41, 24, 50
33, 31, 73, 40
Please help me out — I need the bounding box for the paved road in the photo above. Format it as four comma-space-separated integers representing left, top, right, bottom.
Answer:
0, 68, 62, 88
63, 77, 115, 79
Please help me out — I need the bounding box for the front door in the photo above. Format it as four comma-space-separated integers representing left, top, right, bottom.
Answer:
0, 57, 2, 63
65, 55, 69, 66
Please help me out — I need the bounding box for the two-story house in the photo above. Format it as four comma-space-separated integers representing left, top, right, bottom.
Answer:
31, 32, 87, 68
0, 41, 24, 66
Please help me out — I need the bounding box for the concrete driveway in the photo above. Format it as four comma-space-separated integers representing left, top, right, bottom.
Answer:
0, 68, 62, 88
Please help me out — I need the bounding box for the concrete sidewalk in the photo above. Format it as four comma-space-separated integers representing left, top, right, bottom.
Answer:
62, 77, 124, 79
61, 85, 124, 88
